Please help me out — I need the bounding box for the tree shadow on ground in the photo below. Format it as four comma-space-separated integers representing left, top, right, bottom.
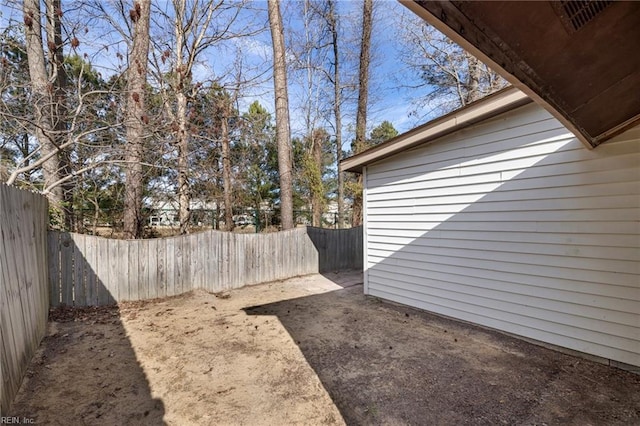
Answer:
244, 280, 640, 425
9, 305, 166, 424
9, 233, 165, 424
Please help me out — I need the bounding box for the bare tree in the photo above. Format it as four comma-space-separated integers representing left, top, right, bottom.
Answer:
151, 0, 257, 234
122, 0, 151, 239
45, 0, 75, 227
395, 11, 507, 115
326, 0, 344, 228
268, 0, 293, 230
217, 92, 234, 231
22, 0, 65, 218
351, 0, 372, 227
290, 0, 330, 227
293, 0, 353, 228
3, 40, 123, 194
4, 10, 144, 234
169, 0, 216, 234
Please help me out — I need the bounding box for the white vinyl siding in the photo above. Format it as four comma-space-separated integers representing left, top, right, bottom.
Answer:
363, 103, 640, 367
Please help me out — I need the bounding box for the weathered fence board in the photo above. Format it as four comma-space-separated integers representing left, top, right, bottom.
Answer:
95, 237, 108, 305
48, 233, 60, 307
85, 235, 97, 306
1, 185, 49, 415
175, 237, 183, 295
47, 226, 362, 307
110, 240, 118, 301
73, 234, 85, 307
60, 233, 73, 306
127, 240, 137, 301
147, 239, 157, 300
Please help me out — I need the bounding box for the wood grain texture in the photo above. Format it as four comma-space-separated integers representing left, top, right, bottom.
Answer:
47, 227, 362, 307
1, 185, 49, 414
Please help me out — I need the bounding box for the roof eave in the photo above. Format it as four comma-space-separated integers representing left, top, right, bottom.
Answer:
342, 87, 532, 174
399, 0, 640, 149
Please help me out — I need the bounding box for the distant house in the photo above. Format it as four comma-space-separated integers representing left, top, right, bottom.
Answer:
146, 199, 217, 227
322, 201, 341, 227
343, 87, 639, 369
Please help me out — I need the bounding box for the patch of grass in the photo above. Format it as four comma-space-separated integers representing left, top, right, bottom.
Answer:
364, 403, 378, 418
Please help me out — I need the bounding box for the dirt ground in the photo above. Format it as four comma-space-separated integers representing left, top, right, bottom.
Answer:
9, 271, 640, 425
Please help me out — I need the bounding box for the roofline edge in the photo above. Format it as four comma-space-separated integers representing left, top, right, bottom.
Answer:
342, 87, 532, 174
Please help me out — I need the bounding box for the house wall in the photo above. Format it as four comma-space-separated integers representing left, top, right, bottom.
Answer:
363, 103, 640, 367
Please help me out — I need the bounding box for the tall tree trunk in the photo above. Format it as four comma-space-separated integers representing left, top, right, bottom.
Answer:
123, 0, 150, 239
173, 0, 192, 235
45, 0, 73, 229
300, 0, 321, 227
23, 0, 64, 221
176, 90, 191, 234
268, 0, 294, 230
167, 0, 219, 234
311, 131, 323, 227
221, 112, 234, 232
352, 0, 372, 227
327, 0, 344, 228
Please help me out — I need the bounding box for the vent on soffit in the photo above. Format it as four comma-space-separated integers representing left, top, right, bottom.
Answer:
553, 0, 613, 33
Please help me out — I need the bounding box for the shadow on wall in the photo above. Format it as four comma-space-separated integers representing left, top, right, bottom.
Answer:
8, 239, 166, 424
362, 116, 640, 367
244, 274, 640, 425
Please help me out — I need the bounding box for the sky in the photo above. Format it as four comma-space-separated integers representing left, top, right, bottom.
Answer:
222, 0, 431, 145
0, 0, 434, 150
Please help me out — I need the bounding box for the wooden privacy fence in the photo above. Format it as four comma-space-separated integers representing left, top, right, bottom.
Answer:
1, 185, 49, 414
48, 226, 363, 307
307, 226, 363, 272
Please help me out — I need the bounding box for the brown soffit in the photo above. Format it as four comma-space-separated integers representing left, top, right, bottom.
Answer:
399, 0, 640, 149
341, 87, 531, 174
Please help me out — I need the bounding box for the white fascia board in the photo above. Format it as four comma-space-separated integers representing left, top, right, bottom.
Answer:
342, 88, 532, 173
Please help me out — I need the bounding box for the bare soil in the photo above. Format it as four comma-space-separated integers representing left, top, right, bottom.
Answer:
9, 272, 640, 425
